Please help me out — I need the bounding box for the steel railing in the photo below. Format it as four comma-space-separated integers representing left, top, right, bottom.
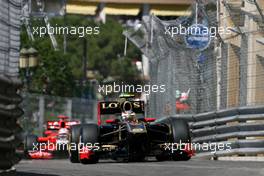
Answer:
170, 106, 264, 158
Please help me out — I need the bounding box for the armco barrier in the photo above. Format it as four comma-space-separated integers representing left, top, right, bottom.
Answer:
171, 106, 264, 158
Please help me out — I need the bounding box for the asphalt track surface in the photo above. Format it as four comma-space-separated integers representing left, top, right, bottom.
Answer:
16, 159, 264, 176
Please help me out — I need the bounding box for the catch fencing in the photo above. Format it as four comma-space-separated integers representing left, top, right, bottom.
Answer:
125, 0, 264, 118
21, 93, 97, 136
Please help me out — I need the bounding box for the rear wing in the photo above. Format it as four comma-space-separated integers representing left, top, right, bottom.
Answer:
97, 101, 144, 125
46, 120, 80, 130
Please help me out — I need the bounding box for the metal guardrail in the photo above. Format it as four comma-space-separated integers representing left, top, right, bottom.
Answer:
171, 106, 264, 158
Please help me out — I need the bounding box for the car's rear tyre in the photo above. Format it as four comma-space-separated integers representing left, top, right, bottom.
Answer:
79, 124, 99, 164
170, 118, 191, 161
69, 124, 82, 163
170, 118, 190, 143
172, 150, 191, 161
24, 134, 38, 158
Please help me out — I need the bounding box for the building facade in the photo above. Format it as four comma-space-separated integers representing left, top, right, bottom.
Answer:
218, 0, 264, 108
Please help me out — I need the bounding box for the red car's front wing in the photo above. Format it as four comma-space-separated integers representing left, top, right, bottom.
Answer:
28, 151, 53, 159
27, 138, 66, 159
27, 142, 56, 159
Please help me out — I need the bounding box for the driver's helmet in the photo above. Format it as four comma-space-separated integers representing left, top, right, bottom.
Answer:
57, 127, 69, 141
58, 122, 69, 135
121, 111, 136, 120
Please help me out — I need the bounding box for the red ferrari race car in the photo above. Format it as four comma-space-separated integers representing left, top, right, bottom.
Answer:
68, 94, 194, 164
24, 115, 80, 159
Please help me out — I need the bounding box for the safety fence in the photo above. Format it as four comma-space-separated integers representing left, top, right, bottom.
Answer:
171, 106, 264, 158
125, 0, 264, 120
21, 93, 97, 136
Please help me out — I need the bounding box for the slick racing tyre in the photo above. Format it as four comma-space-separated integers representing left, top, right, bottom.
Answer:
24, 135, 38, 157
69, 124, 82, 163
79, 124, 99, 164
170, 118, 191, 161
171, 150, 191, 161
170, 118, 190, 143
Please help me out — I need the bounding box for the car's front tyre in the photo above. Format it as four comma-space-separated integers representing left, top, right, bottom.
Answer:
69, 124, 82, 163
79, 124, 99, 164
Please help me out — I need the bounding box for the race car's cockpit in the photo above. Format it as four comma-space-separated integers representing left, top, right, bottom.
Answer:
98, 93, 153, 125
121, 111, 138, 122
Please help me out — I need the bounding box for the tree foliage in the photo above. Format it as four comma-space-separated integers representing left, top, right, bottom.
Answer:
20, 15, 141, 97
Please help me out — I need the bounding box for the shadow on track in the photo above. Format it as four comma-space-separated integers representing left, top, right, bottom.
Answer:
17, 172, 59, 176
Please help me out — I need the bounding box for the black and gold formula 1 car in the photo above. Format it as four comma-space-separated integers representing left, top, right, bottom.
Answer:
68, 95, 193, 164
